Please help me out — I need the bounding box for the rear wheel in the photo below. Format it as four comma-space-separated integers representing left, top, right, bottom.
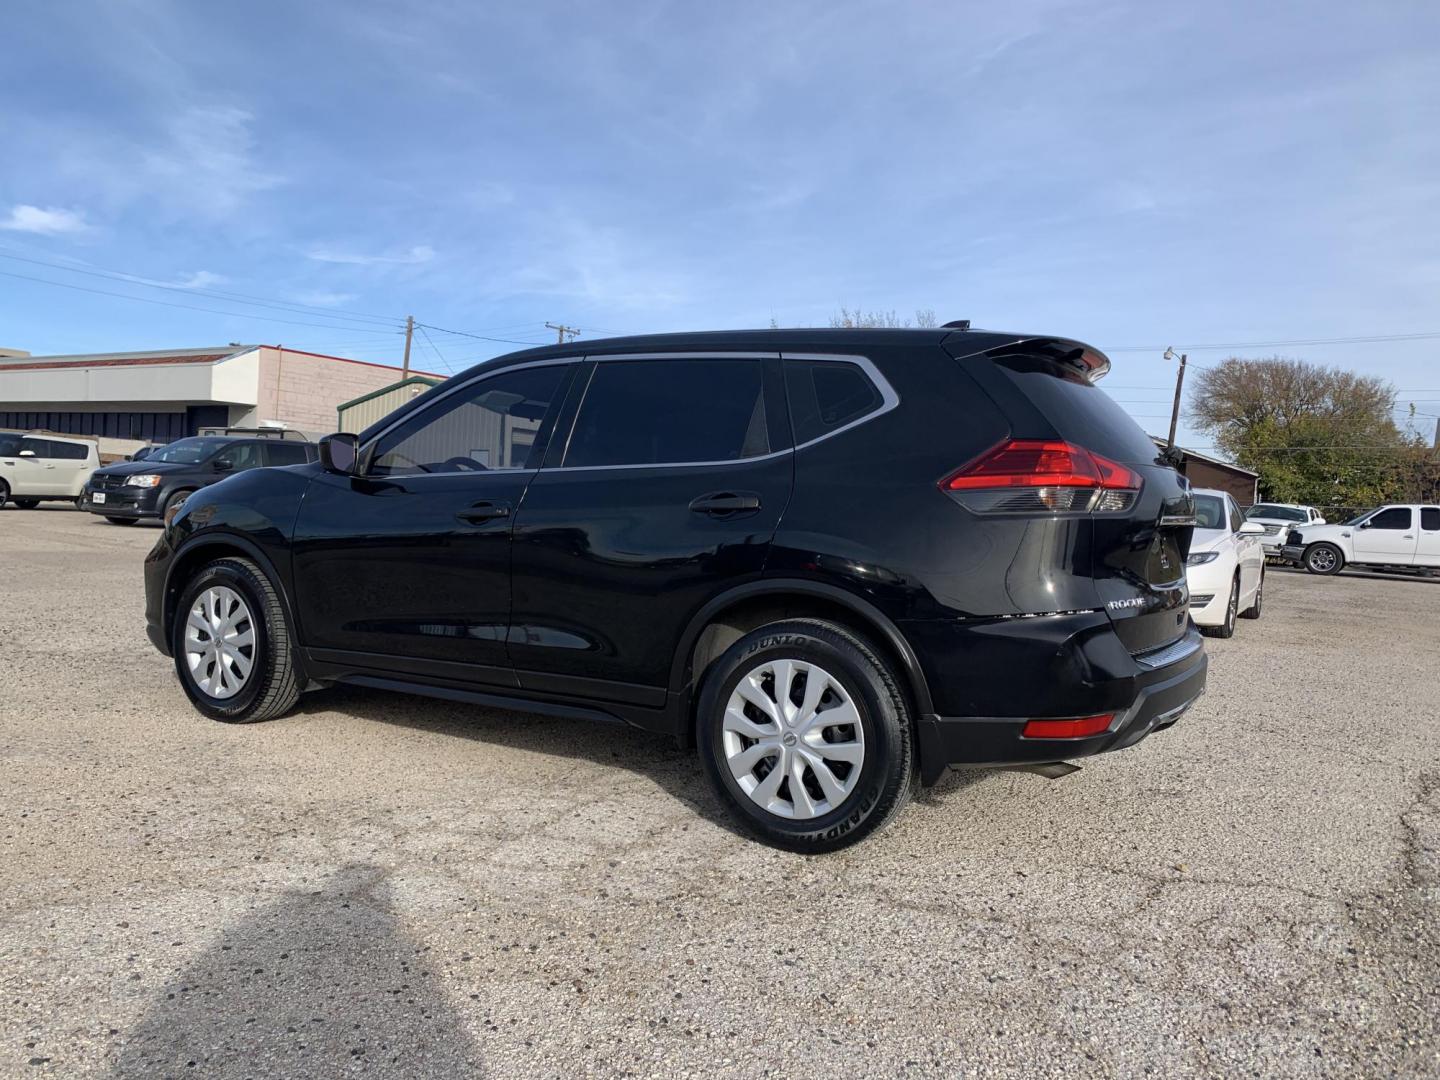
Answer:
104, 516, 137, 526
1240, 567, 1263, 619
1304, 543, 1344, 576
172, 557, 301, 723
696, 619, 914, 852
13, 498, 40, 509
0, 480, 8, 507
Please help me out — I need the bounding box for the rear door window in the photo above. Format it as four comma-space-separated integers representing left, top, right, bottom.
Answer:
564, 359, 769, 468
264, 442, 311, 467
1423, 508, 1440, 531
990, 355, 1161, 464
785, 359, 885, 445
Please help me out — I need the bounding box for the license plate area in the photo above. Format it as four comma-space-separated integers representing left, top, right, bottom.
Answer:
92, 492, 106, 504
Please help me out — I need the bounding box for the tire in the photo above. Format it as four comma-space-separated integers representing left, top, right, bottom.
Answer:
1303, 543, 1344, 576
1240, 567, 1263, 619
104, 516, 137, 526
172, 557, 301, 723
161, 488, 194, 519
695, 619, 915, 852
13, 498, 40, 509
0, 480, 7, 507
1202, 576, 1239, 639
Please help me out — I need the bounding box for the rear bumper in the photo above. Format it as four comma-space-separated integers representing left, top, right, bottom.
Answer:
914, 629, 1207, 785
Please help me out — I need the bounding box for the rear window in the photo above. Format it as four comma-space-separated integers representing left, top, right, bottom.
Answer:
1248, 504, 1307, 523
992, 356, 1161, 465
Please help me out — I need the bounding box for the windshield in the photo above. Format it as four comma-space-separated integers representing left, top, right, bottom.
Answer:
147, 437, 227, 464
0, 434, 20, 455
1194, 494, 1226, 530
1247, 504, 1307, 523
1342, 510, 1376, 526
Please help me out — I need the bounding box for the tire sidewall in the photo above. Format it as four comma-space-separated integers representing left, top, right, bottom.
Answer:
162, 488, 194, 518
172, 560, 274, 721
697, 623, 909, 851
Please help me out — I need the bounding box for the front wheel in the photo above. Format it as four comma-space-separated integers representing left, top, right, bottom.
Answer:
172, 557, 301, 723
13, 498, 40, 509
1202, 576, 1239, 638
695, 619, 914, 852
1304, 543, 1344, 576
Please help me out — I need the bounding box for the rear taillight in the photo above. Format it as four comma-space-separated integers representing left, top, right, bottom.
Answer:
939, 439, 1142, 514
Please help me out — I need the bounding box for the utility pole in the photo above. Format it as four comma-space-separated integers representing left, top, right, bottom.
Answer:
1164, 347, 1188, 451
401, 315, 415, 377
545, 322, 580, 345
1433, 416, 1439, 451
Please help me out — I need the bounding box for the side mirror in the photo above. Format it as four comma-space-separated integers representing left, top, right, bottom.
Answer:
18, 449, 35, 457
1358, 520, 1372, 529
319, 432, 360, 475
1238, 521, 1266, 536
1314, 517, 1326, 526
213, 458, 234, 473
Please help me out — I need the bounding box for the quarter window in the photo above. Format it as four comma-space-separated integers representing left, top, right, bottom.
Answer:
564, 359, 769, 468
785, 359, 884, 445
1366, 507, 1412, 530
370, 365, 567, 476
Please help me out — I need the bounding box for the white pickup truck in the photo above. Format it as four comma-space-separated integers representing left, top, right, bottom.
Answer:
1281, 504, 1440, 575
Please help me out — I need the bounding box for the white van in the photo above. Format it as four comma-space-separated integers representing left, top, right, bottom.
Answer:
0, 432, 101, 508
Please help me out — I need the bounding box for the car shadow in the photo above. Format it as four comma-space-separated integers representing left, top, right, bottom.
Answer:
110, 863, 487, 1077
290, 685, 754, 841
1270, 565, 1440, 586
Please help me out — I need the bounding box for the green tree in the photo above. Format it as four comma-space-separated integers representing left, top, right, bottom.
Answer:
1188, 356, 1432, 514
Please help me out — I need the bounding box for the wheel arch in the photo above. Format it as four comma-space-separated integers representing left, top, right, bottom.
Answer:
164, 532, 306, 679
669, 579, 935, 743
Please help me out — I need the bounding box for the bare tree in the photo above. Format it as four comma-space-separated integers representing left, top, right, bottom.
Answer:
830, 307, 939, 329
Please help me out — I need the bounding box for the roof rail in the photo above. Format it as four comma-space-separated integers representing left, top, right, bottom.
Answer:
196, 426, 311, 441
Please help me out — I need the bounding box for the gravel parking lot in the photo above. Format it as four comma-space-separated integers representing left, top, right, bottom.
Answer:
2, 507, 1437, 1078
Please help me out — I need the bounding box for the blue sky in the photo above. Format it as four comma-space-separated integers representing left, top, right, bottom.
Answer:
2, 0, 1438, 449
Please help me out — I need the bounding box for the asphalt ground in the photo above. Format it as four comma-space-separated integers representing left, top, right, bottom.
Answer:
2, 506, 1437, 1078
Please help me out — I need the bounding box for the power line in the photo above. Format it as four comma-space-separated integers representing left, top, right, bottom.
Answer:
0, 248, 407, 328
416, 322, 553, 346
0, 268, 409, 334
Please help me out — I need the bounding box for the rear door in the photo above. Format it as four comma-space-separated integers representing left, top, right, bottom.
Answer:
1352, 507, 1418, 565
48, 440, 92, 495
1418, 508, 1440, 567
957, 348, 1197, 654
507, 353, 791, 706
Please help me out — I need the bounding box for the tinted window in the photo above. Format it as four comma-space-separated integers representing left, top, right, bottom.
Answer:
992, 356, 1161, 465
371, 365, 566, 476
213, 442, 263, 472
785, 360, 883, 445
1367, 507, 1411, 530
1194, 494, 1225, 530
1421, 508, 1440, 531
565, 359, 768, 468
151, 437, 228, 464
17, 437, 54, 458
264, 442, 311, 467
0, 434, 19, 455
1247, 504, 1307, 523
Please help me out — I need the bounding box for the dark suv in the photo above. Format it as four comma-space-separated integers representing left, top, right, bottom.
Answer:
84, 434, 316, 525
142, 328, 1205, 850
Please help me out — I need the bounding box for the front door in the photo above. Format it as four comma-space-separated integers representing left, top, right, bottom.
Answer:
1351, 506, 1418, 565
291, 362, 574, 685
508, 355, 792, 706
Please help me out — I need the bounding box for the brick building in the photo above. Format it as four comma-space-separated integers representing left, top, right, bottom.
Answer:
0, 345, 442, 452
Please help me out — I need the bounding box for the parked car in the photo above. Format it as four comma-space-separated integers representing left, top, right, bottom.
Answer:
1186, 488, 1266, 637
82, 434, 316, 525
1282, 505, 1440, 575
142, 327, 1207, 850
0, 432, 101, 508
1244, 502, 1325, 558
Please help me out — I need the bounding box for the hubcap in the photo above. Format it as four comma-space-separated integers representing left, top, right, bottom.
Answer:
722, 659, 865, 820
1311, 549, 1335, 571
184, 586, 255, 699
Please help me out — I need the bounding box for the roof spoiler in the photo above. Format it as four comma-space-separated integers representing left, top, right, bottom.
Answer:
963, 336, 1112, 383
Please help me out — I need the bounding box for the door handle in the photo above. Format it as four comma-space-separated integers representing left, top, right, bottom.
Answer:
456, 501, 511, 525
689, 491, 761, 516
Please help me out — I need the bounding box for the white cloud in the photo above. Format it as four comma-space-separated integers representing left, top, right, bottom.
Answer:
0, 204, 89, 235
306, 244, 436, 266
173, 270, 226, 289
141, 106, 281, 217
295, 290, 358, 307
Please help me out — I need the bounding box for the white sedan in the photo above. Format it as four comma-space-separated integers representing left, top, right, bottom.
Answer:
1185, 488, 1266, 638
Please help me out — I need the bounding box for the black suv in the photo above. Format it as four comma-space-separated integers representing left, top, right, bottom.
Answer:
85, 434, 316, 525
143, 328, 1205, 850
